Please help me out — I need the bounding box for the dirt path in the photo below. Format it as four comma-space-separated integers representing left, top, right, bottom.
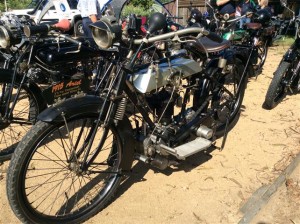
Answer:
0, 45, 300, 224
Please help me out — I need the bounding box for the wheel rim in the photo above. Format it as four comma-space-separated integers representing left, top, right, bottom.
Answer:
21, 117, 121, 221
257, 41, 268, 69
0, 83, 38, 160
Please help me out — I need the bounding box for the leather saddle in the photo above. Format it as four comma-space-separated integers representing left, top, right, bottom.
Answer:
245, 23, 263, 30
185, 36, 231, 55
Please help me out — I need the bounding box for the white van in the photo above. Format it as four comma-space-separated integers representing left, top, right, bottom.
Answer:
5, 0, 84, 36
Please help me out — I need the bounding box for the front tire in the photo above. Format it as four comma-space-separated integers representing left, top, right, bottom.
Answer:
7, 114, 124, 224
264, 61, 290, 109
0, 80, 45, 161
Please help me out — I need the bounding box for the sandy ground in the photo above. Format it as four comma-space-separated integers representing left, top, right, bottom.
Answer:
0, 45, 300, 224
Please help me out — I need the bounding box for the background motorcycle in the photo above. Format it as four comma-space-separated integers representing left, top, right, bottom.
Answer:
264, 0, 300, 109
0, 18, 101, 161
220, 9, 274, 77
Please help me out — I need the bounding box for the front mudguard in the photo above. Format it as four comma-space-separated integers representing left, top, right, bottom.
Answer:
283, 46, 299, 63
37, 95, 135, 171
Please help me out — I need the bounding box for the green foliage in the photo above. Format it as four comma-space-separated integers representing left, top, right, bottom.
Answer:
0, 2, 5, 12
0, 0, 32, 12
122, 4, 152, 18
129, 0, 153, 10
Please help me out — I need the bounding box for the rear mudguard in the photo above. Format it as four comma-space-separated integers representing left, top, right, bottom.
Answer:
232, 46, 254, 78
206, 48, 252, 77
0, 68, 47, 111
37, 95, 135, 171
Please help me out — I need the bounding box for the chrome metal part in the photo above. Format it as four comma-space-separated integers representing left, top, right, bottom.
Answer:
196, 125, 213, 139
218, 58, 227, 69
115, 97, 127, 120
160, 137, 212, 160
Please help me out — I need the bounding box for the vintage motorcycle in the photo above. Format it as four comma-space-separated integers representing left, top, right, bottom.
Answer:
0, 0, 186, 163
264, 0, 300, 109
219, 9, 274, 76
0, 16, 102, 161
6, 3, 248, 222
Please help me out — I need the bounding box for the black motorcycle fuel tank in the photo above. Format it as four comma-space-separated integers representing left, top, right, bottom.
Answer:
35, 41, 101, 66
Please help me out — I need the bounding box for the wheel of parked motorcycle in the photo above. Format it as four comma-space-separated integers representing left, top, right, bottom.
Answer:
255, 39, 268, 72
264, 61, 291, 109
214, 58, 247, 137
0, 80, 45, 162
7, 114, 124, 223
74, 20, 84, 36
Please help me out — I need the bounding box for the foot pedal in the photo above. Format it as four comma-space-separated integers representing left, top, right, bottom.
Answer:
174, 137, 212, 160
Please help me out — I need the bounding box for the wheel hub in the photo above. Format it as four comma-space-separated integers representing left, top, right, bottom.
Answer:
0, 116, 10, 130
69, 162, 83, 175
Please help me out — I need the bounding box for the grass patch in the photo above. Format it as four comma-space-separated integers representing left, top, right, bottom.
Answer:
273, 36, 295, 46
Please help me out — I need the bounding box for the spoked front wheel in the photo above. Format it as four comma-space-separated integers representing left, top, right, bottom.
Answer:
7, 115, 123, 224
0, 80, 44, 161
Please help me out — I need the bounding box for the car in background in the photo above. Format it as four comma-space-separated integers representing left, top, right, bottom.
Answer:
5, 0, 84, 36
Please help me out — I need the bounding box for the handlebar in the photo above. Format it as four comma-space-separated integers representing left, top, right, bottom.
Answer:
167, 16, 183, 20
23, 19, 71, 38
226, 13, 249, 23
23, 23, 82, 50
57, 33, 82, 48
133, 27, 223, 44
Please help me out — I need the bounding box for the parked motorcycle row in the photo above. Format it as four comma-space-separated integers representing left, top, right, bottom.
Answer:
0, 0, 299, 223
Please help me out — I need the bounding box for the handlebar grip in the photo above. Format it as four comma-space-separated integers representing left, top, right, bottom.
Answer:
206, 32, 224, 43
23, 24, 51, 37
168, 16, 183, 19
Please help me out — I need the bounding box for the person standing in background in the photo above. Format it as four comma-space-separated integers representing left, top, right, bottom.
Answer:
238, 0, 256, 28
216, 0, 236, 18
77, 0, 101, 38
257, 0, 273, 15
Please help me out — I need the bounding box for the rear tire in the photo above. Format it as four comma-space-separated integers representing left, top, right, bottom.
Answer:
256, 40, 268, 72
7, 113, 123, 224
214, 58, 247, 137
264, 61, 290, 109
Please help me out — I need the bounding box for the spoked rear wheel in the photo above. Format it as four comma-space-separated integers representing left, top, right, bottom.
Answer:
0, 81, 42, 161
255, 40, 268, 72
214, 58, 247, 137
264, 61, 291, 109
7, 115, 123, 224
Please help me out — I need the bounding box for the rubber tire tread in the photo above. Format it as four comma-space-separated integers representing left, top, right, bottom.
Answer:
7, 120, 123, 224
264, 61, 290, 109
